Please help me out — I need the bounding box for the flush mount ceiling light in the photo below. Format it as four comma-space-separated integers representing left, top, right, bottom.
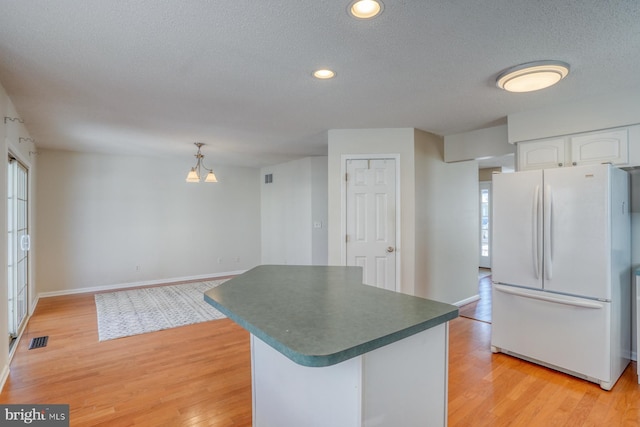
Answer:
186, 142, 218, 183
313, 69, 336, 79
496, 61, 570, 93
348, 0, 384, 19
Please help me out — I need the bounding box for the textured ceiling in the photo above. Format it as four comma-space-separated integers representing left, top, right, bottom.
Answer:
0, 0, 639, 167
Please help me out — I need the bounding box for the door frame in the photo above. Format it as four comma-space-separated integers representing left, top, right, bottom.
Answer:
340, 154, 401, 291
479, 180, 492, 269
6, 138, 33, 359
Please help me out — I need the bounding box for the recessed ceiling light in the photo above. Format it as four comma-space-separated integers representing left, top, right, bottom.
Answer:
313, 69, 336, 79
496, 61, 570, 93
348, 0, 384, 19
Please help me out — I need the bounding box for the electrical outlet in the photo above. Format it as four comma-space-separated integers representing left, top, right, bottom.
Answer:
217, 257, 223, 264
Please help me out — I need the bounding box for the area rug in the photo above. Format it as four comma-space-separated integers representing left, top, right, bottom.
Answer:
95, 279, 228, 341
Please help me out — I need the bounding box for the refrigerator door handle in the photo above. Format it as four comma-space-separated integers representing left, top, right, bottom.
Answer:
543, 184, 552, 281
531, 185, 540, 279
533, 185, 541, 279
494, 284, 604, 309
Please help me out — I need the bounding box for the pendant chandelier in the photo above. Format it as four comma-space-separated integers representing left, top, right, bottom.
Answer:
186, 142, 218, 183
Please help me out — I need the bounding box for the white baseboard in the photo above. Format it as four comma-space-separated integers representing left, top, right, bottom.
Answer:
3, 303, 39, 391
0, 363, 9, 393
453, 294, 480, 307
37, 270, 247, 299
6, 297, 40, 367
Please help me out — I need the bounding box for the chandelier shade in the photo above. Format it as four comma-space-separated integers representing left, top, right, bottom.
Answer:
186, 142, 218, 183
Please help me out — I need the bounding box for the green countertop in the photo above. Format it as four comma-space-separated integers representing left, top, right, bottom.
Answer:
204, 265, 459, 367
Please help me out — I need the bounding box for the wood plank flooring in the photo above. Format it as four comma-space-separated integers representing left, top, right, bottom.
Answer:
1, 287, 639, 426
448, 317, 640, 426
458, 272, 492, 323
1, 292, 252, 426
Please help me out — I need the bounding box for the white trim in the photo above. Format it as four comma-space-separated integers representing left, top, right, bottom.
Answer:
6, 146, 33, 352
443, 322, 450, 426
36, 270, 246, 298
0, 364, 9, 393
7, 303, 31, 371
8, 310, 34, 364
453, 294, 480, 307
250, 335, 257, 425
479, 181, 492, 269
341, 154, 401, 292
7, 138, 33, 170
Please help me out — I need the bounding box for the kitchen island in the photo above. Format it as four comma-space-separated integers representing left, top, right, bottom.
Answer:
204, 265, 458, 427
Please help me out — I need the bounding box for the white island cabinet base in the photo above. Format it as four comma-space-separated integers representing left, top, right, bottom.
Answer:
251, 323, 449, 427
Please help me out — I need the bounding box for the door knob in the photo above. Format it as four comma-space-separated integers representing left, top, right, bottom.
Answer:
386, 246, 395, 253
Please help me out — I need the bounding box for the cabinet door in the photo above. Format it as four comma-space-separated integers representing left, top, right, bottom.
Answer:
570, 129, 628, 166
517, 138, 566, 171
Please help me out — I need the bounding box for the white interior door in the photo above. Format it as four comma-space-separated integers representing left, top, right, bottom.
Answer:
479, 181, 491, 268
345, 158, 396, 291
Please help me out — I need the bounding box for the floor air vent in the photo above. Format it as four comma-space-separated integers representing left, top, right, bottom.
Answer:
28, 336, 48, 350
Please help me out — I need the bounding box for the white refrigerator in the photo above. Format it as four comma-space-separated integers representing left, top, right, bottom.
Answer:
491, 163, 631, 390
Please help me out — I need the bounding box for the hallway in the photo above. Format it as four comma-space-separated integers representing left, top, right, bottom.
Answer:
459, 269, 491, 323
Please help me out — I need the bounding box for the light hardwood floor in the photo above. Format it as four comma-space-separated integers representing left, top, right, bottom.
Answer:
1, 289, 639, 426
458, 272, 492, 323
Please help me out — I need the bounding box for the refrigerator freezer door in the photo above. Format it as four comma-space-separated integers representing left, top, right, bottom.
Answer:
542, 164, 611, 300
492, 170, 543, 290
491, 284, 614, 388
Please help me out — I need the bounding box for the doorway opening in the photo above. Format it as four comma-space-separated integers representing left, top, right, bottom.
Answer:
479, 181, 491, 268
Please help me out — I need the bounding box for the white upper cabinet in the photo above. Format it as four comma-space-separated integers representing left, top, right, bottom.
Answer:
517, 138, 566, 170
517, 127, 632, 171
570, 129, 628, 167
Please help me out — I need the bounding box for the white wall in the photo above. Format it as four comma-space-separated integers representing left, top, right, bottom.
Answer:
260, 156, 328, 266
35, 149, 261, 294
507, 89, 640, 143
0, 83, 10, 391
0, 82, 38, 390
328, 128, 418, 294
414, 130, 479, 303
328, 128, 478, 304
310, 157, 329, 265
